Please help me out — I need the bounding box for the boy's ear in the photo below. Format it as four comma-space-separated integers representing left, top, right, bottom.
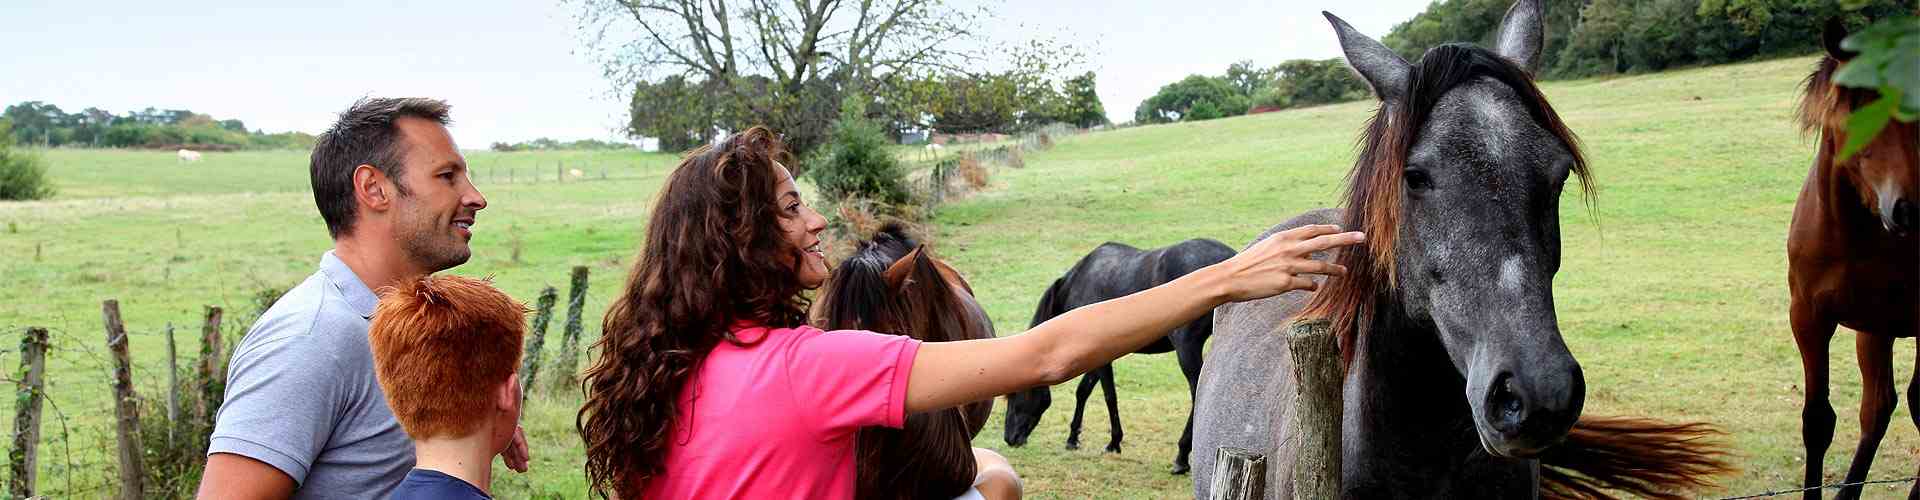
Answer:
498, 373, 520, 411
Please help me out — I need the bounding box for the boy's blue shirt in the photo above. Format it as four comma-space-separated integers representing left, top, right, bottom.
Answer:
388, 469, 490, 500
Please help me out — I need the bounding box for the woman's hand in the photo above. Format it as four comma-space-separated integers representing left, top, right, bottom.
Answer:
1211, 224, 1363, 302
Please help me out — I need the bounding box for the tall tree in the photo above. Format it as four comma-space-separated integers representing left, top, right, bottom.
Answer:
577, 0, 991, 153
1060, 71, 1109, 129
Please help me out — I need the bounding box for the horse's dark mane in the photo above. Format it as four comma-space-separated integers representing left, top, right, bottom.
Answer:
815, 223, 985, 500
1297, 43, 1593, 367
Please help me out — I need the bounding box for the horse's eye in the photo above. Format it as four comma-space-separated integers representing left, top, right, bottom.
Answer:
1405, 169, 1434, 190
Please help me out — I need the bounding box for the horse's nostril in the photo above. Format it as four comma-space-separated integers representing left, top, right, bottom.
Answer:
1489, 373, 1524, 430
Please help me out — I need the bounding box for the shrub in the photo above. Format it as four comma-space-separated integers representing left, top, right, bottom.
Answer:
0, 123, 54, 201
957, 154, 990, 189
807, 98, 912, 205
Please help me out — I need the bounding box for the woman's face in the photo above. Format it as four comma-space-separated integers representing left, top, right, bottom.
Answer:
774, 164, 830, 289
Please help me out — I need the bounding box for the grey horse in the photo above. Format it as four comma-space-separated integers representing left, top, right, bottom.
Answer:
1192, 1, 1729, 498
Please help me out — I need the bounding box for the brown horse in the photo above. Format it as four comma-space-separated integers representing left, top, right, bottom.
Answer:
1788, 19, 1920, 500
812, 224, 997, 500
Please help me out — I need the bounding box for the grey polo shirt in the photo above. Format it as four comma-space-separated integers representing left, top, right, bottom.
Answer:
208, 250, 413, 499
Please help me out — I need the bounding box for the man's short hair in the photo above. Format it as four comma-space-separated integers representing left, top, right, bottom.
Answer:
311, 97, 451, 239
369, 275, 524, 440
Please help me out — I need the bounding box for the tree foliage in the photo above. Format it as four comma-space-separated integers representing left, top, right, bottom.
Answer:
1, 101, 315, 150
1380, 0, 1913, 79
1832, 16, 1919, 161
1135, 75, 1249, 124
0, 120, 54, 201
807, 96, 911, 205
581, 1, 1087, 150
1137, 58, 1366, 123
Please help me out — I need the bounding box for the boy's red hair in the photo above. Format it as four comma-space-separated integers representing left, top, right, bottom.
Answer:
369, 275, 526, 439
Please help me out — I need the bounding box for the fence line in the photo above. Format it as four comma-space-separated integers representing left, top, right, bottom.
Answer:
1712, 476, 1919, 500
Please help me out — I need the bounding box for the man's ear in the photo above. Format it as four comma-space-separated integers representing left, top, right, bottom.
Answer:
353, 164, 394, 213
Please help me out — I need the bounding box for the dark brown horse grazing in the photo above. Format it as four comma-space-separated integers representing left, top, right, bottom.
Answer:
1788, 20, 1920, 500
1193, 1, 1734, 498
811, 224, 997, 500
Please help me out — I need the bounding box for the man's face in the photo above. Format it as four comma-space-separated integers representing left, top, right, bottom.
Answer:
389, 117, 487, 273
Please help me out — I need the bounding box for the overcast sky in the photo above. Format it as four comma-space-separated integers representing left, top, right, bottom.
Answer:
0, 0, 1432, 148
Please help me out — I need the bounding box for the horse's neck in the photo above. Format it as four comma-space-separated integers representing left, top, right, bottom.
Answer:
1342, 303, 1534, 496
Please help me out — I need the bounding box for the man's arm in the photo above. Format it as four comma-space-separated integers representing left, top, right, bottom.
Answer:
198, 453, 295, 499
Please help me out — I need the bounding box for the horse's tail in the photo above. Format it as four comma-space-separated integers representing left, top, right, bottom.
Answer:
1538, 415, 1736, 500
1029, 276, 1070, 328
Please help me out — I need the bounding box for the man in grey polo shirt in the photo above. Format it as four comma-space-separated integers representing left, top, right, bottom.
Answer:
197, 98, 528, 499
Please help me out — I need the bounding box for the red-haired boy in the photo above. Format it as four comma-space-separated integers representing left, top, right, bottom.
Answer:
368, 275, 526, 499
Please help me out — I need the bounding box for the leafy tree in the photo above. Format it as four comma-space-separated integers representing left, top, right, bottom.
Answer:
808, 95, 911, 204
1832, 16, 1919, 160
1135, 75, 1248, 124
1060, 71, 1109, 128
0, 120, 54, 201
1224, 60, 1279, 98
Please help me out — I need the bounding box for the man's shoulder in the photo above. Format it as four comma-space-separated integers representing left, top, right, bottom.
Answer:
232, 271, 366, 363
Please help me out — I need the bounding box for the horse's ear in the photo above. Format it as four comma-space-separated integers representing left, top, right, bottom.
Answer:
883, 246, 925, 291
1324, 11, 1409, 103
1822, 18, 1854, 62
1493, 0, 1545, 74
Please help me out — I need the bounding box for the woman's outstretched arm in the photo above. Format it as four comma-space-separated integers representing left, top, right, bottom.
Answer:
904, 224, 1363, 414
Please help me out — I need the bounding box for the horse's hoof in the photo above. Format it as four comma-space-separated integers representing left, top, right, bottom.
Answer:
1065, 441, 1080, 451
1105, 443, 1122, 453
1170, 463, 1190, 475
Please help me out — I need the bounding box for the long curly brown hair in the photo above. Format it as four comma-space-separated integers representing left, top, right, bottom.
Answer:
577, 126, 811, 499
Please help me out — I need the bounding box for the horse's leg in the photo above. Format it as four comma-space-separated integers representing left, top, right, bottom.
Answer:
1066, 370, 1099, 450
1171, 335, 1205, 474
1100, 364, 1123, 453
1834, 332, 1896, 500
1908, 339, 1918, 500
1904, 338, 1920, 500
1792, 305, 1837, 500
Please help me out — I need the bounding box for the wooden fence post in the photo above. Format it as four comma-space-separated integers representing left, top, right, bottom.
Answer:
103, 300, 145, 500
9, 327, 49, 499
165, 322, 179, 448
198, 306, 224, 427
520, 286, 559, 397
553, 266, 590, 390
1208, 447, 1266, 500
1287, 319, 1343, 499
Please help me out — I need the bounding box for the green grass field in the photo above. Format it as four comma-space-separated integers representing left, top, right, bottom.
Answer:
1, 54, 1915, 498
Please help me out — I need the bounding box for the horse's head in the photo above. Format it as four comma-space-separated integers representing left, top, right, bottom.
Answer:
1314, 0, 1589, 458
812, 225, 994, 345
1002, 278, 1065, 447
1801, 19, 1919, 237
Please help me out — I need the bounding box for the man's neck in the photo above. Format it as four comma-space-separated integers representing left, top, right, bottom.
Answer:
413, 432, 496, 495
332, 234, 423, 292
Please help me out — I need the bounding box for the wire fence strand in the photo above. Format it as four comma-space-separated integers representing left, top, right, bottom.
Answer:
1712, 476, 1918, 500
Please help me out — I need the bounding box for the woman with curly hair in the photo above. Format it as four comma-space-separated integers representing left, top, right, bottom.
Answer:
577, 126, 1363, 499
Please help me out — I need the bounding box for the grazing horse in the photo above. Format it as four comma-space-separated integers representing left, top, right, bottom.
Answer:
1192, 1, 1731, 498
1000, 238, 1235, 475
811, 224, 997, 500
1788, 19, 1919, 500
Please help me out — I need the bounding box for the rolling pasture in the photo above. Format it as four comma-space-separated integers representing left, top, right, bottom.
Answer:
0, 54, 1914, 498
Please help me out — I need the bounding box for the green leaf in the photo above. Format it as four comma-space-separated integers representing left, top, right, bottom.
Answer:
1837, 89, 1900, 162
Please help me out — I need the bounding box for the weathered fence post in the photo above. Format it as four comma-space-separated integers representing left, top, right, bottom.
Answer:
165, 322, 179, 448
197, 306, 224, 427
1287, 319, 1343, 499
520, 286, 559, 397
552, 266, 590, 390
103, 300, 145, 500
10, 327, 49, 499
1208, 447, 1267, 500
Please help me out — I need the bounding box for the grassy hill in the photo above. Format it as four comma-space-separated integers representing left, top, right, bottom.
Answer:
0, 54, 1913, 498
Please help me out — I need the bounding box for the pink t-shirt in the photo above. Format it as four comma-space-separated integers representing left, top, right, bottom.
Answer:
640, 324, 922, 499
